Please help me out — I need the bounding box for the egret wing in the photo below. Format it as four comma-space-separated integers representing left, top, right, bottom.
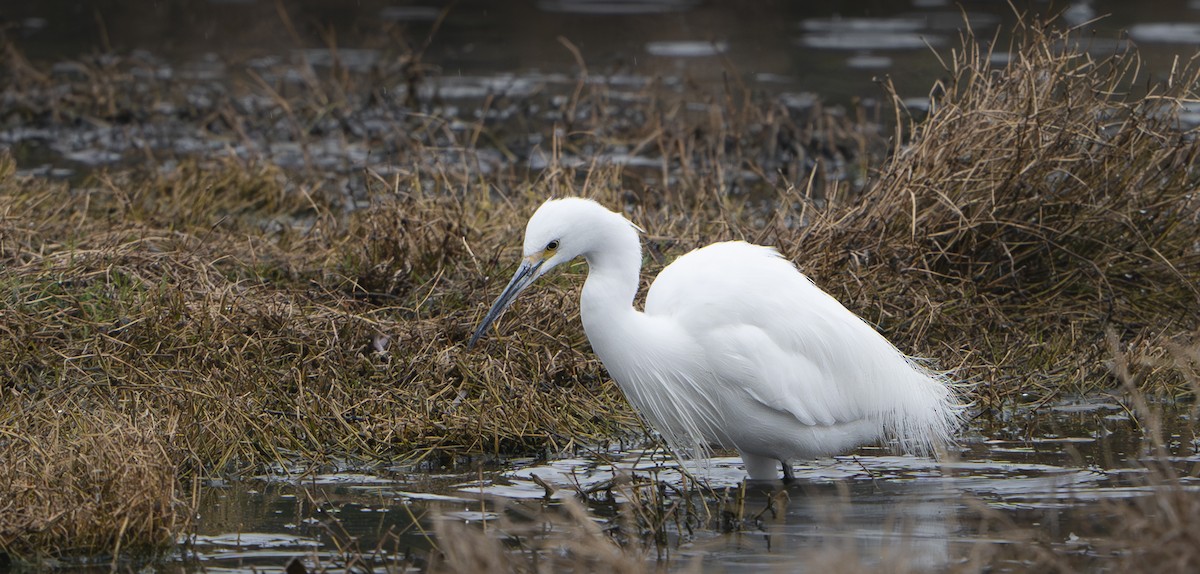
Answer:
645, 241, 879, 428
698, 323, 843, 426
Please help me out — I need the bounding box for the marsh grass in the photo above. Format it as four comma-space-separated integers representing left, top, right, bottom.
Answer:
0, 158, 641, 562
786, 19, 1200, 406
0, 408, 181, 565
0, 12, 1198, 568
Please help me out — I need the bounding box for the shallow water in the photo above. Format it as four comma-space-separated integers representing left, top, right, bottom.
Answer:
5, 1, 1200, 178
165, 399, 1197, 572
5, 1, 1195, 97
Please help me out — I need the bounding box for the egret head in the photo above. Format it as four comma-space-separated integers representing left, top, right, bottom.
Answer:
468, 198, 604, 348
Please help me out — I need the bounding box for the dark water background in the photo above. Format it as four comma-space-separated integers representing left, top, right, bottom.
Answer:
5, 0, 1200, 176
5, 0, 1200, 103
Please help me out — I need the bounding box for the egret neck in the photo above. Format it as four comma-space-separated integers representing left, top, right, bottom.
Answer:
574, 210, 727, 459
578, 209, 643, 341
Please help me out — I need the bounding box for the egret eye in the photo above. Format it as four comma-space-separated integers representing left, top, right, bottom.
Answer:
546, 240, 560, 251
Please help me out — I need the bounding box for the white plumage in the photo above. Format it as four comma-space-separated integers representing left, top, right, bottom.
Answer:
470, 197, 963, 481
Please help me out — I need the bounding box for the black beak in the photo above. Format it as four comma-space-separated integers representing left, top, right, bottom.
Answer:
468, 258, 543, 348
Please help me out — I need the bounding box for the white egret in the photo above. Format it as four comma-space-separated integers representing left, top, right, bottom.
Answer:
470, 198, 963, 481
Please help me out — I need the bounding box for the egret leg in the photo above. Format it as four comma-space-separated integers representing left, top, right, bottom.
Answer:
741, 452, 782, 481
781, 460, 795, 483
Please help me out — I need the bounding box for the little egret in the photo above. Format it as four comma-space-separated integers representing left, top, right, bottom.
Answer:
470, 198, 963, 481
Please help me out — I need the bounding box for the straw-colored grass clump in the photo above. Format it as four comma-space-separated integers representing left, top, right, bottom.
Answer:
0, 16, 1198, 566
0, 156, 637, 561
790, 22, 1200, 402
584, 21, 1200, 404
0, 409, 180, 563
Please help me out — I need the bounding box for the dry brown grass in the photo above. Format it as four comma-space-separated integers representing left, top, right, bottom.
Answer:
1096, 482, 1200, 572
0, 406, 181, 563
1074, 329, 1200, 572
429, 498, 664, 574
778, 20, 1200, 407
0, 157, 641, 563
0, 157, 637, 464
0, 13, 1198, 567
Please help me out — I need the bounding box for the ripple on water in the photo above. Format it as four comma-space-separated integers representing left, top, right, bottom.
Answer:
379, 6, 442, 21
645, 41, 729, 57
800, 17, 925, 33
180, 405, 1193, 571
417, 75, 544, 100
797, 32, 944, 50
536, 0, 698, 16
1128, 23, 1200, 44
193, 532, 320, 549
845, 54, 893, 69
295, 49, 380, 72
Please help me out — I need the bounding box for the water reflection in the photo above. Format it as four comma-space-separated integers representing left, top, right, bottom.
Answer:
645, 41, 729, 58
537, 0, 699, 15
1128, 22, 1200, 43
796, 32, 943, 51
797, 16, 942, 51
178, 403, 1197, 572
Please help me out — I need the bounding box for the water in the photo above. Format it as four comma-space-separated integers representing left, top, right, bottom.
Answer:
168, 400, 1197, 572
4, 1, 1196, 94
4, 1, 1200, 176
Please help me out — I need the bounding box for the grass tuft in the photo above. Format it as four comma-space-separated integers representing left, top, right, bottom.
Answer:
0, 407, 182, 563
785, 20, 1200, 406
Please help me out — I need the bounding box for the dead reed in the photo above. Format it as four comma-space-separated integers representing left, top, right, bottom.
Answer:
0, 407, 181, 563
779, 19, 1200, 406
429, 497, 662, 574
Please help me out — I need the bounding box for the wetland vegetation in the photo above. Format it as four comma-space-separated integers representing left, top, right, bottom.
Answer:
0, 5, 1198, 572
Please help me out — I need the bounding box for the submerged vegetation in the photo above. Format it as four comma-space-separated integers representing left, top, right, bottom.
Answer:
0, 12, 1198, 570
